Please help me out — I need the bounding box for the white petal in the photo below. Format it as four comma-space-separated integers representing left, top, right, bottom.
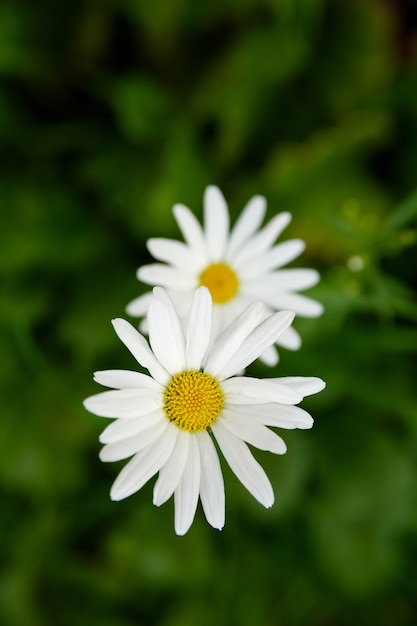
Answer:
93, 369, 163, 391
236, 403, 314, 430
212, 421, 274, 508
220, 297, 248, 330
173, 203, 207, 253
153, 430, 190, 506
126, 291, 153, 317
227, 195, 266, 259
110, 424, 178, 501
223, 377, 302, 405
174, 435, 201, 535
196, 431, 225, 530
248, 289, 323, 318
99, 409, 165, 444
220, 410, 287, 454
203, 185, 230, 261
147, 238, 204, 272
276, 376, 326, 397
232, 212, 292, 266
111, 318, 170, 385
275, 326, 301, 350
83, 388, 161, 418
259, 344, 279, 366
215, 310, 295, 380
204, 302, 266, 377
245, 268, 320, 292
237, 239, 305, 278
138, 264, 197, 290
185, 287, 212, 370
147, 292, 186, 375
99, 419, 168, 462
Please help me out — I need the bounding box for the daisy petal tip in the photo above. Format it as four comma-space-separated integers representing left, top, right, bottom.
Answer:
211, 522, 225, 532
195, 284, 212, 301
146, 238, 162, 254
280, 309, 296, 326
172, 202, 188, 219
205, 184, 221, 198
111, 317, 128, 331
92, 370, 105, 381
261, 493, 275, 509
98, 448, 110, 463
308, 377, 326, 395
136, 266, 145, 281
110, 482, 132, 501
174, 523, 191, 537
278, 441, 287, 455
151, 286, 161, 297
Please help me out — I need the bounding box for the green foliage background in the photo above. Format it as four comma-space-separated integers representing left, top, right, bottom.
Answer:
1, 0, 417, 624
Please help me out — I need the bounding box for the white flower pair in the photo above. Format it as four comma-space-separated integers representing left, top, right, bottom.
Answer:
84, 186, 325, 534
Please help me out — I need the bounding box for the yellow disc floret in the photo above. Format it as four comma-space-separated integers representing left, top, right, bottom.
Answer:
199, 262, 239, 304
164, 371, 224, 432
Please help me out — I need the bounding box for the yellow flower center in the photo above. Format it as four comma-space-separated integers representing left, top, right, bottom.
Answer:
199, 262, 239, 304
164, 371, 224, 432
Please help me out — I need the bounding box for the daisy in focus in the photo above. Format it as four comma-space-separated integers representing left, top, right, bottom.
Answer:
84, 286, 325, 535
127, 185, 324, 365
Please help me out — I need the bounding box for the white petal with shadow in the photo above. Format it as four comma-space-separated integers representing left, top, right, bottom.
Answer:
148, 293, 185, 375
185, 287, 212, 370
147, 238, 203, 271
223, 377, 302, 405
93, 369, 163, 391
138, 264, 197, 289
212, 421, 274, 508
220, 410, 287, 454
237, 239, 305, 278
174, 435, 201, 535
173, 203, 207, 253
204, 302, 265, 377
232, 212, 292, 266
227, 195, 266, 259
276, 376, 326, 397
196, 431, 225, 530
259, 344, 279, 366
215, 310, 295, 380
204, 186, 230, 261
83, 388, 161, 418
111, 318, 170, 384
100, 419, 168, 462
237, 403, 314, 429
99, 409, 165, 444
126, 291, 153, 317
153, 430, 190, 506
110, 424, 178, 501
275, 326, 301, 350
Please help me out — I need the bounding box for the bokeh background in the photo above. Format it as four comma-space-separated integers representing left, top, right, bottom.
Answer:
1, 0, 417, 624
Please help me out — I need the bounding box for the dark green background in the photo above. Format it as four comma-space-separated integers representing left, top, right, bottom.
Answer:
1, 1, 417, 624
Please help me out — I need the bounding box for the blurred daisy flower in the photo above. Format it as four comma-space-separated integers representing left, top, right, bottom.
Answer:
84, 287, 325, 535
127, 186, 323, 366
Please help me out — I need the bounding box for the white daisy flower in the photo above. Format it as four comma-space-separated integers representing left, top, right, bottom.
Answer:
84, 286, 325, 535
127, 185, 324, 366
